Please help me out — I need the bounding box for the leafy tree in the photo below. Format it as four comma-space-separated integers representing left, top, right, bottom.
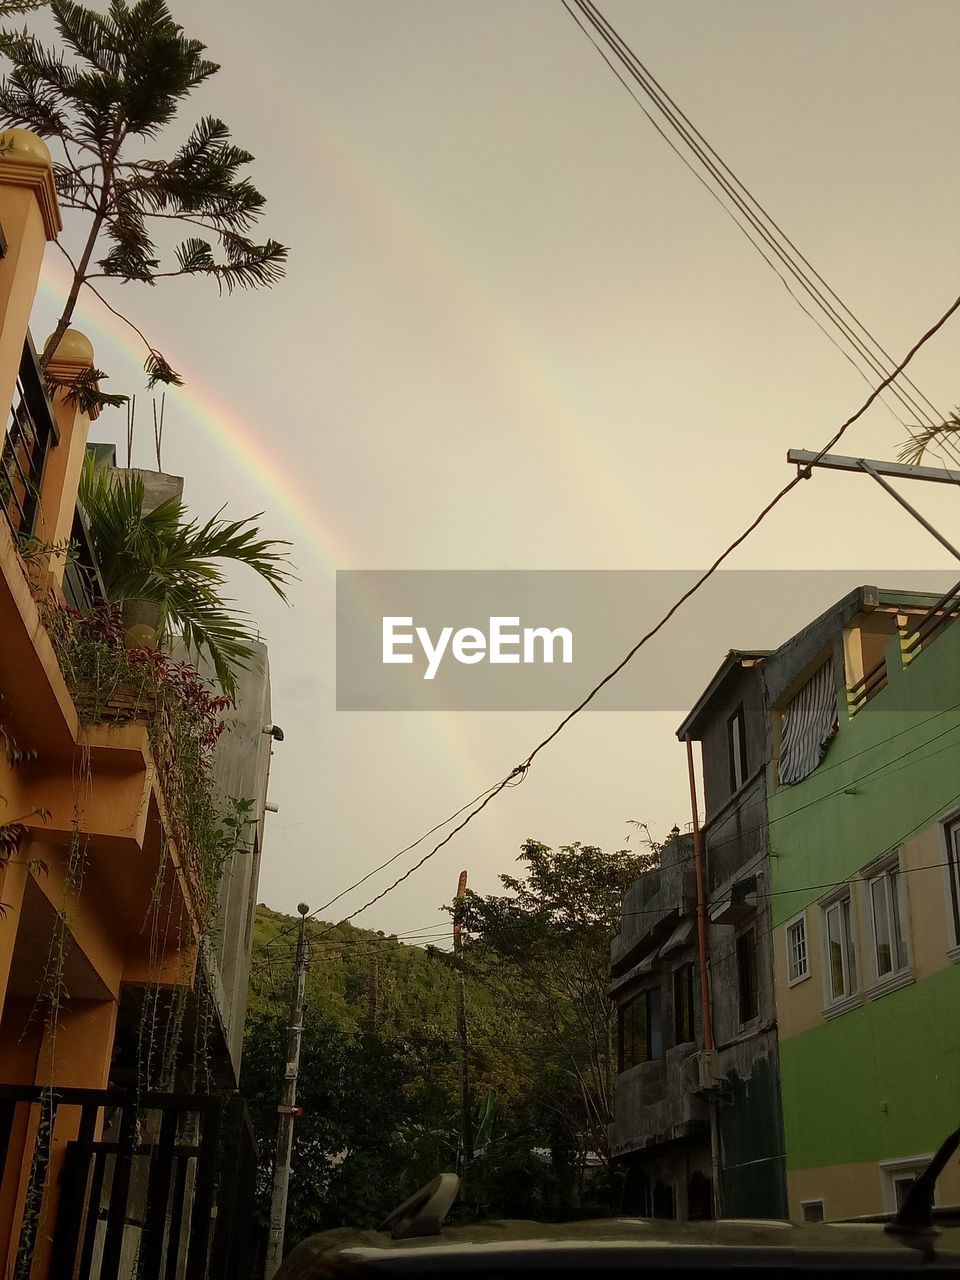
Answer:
455, 840, 656, 1174
0, 0, 287, 392
242, 1008, 460, 1239
78, 457, 292, 691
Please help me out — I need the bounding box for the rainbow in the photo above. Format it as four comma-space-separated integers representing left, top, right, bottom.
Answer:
37, 259, 356, 572
36, 258, 501, 811
33, 111, 650, 823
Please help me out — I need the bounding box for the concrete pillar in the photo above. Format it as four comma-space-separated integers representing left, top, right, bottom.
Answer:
0, 858, 27, 1027
33, 329, 99, 588
0, 129, 61, 423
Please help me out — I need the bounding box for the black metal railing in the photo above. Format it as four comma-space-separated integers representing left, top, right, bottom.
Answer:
846, 654, 889, 716
0, 1084, 260, 1280
847, 586, 960, 716
63, 502, 107, 611
899, 579, 960, 667
1, 334, 59, 540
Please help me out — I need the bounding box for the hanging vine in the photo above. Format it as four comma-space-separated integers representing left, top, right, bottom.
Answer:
10, 593, 255, 1275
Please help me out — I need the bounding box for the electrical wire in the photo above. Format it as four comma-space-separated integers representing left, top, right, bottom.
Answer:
258, 778, 514, 952
561, 0, 960, 471
288, 295, 960, 940
702, 789, 960, 978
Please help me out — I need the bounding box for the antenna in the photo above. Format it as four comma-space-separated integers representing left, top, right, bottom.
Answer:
153, 394, 166, 471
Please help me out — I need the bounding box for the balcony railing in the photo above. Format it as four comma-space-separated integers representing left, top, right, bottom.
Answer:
62, 502, 106, 611
847, 585, 960, 716
1, 334, 59, 540
899, 579, 960, 667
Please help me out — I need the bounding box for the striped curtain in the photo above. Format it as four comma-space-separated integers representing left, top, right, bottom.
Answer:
778, 659, 838, 785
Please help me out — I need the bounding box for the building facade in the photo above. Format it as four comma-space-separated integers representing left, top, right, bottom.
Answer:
0, 129, 271, 1279
763, 585, 960, 1220
609, 833, 714, 1220
676, 650, 789, 1220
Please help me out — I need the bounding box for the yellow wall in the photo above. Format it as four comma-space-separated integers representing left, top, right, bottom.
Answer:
774, 820, 956, 1041
789, 1157, 960, 1222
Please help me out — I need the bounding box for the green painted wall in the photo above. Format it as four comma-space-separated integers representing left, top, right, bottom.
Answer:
767, 617, 960, 1174
769, 619, 960, 930
780, 965, 960, 1169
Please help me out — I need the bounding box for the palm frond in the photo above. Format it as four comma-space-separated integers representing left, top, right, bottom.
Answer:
78, 457, 293, 690
144, 348, 182, 388
897, 409, 960, 467
47, 365, 128, 412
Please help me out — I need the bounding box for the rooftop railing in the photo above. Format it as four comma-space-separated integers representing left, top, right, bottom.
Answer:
847, 586, 960, 716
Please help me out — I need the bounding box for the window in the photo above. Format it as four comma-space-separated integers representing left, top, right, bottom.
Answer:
800, 1200, 825, 1223
945, 817, 960, 946
727, 704, 748, 792
880, 1156, 935, 1213
736, 929, 759, 1023
618, 986, 664, 1071
868, 861, 908, 979
823, 894, 858, 1003
786, 913, 809, 984
893, 1175, 916, 1210
673, 964, 695, 1044
777, 659, 838, 786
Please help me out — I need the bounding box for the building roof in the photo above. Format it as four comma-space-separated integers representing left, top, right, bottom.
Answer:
676, 649, 772, 742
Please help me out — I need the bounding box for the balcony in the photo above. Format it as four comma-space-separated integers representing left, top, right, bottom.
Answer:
846, 584, 960, 716
610, 1043, 709, 1159
1, 335, 58, 541
611, 835, 697, 973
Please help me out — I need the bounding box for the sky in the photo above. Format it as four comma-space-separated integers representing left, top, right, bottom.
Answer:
24, 0, 960, 940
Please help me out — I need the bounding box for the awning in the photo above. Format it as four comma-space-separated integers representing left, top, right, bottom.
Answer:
608, 950, 657, 997
658, 917, 696, 958
709, 875, 758, 926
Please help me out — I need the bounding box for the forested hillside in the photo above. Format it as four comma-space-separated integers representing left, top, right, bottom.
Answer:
241, 841, 653, 1237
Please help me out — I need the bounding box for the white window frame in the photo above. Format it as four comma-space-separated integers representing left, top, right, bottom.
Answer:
866, 852, 911, 983
728, 704, 747, 793
879, 1155, 935, 1213
800, 1199, 825, 1223
785, 911, 809, 986
941, 808, 960, 958
820, 888, 860, 1017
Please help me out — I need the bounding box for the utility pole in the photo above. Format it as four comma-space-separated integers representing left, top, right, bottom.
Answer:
787, 449, 960, 564
264, 903, 310, 1280
367, 952, 379, 1027
453, 870, 473, 1199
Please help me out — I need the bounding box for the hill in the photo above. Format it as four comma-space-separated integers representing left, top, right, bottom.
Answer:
247, 904, 461, 1034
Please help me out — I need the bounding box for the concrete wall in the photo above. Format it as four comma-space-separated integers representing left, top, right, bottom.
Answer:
611, 834, 696, 973
169, 638, 273, 1081
609, 835, 712, 1209
207, 640, 273, 1076
698, 664, 767, 821
685, 661, 788, 1217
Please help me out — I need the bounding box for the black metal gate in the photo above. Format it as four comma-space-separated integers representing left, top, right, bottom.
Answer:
0, 1086, 260, 1280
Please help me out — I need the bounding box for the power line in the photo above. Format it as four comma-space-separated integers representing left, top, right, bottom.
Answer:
259, 780, 513, 953
561, 0, 960, 471
248, 928, 454, 973
300, 298, 960, 937
702, 786, 960, 977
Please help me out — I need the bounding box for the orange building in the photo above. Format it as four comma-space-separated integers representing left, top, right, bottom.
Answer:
1, 131, 263, 1280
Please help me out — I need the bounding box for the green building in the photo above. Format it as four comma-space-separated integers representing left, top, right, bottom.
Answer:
762, 585, 960, 1220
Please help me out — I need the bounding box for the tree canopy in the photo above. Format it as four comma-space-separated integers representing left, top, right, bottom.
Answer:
243, 837, 657, 1241
0, 0, 288, 392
